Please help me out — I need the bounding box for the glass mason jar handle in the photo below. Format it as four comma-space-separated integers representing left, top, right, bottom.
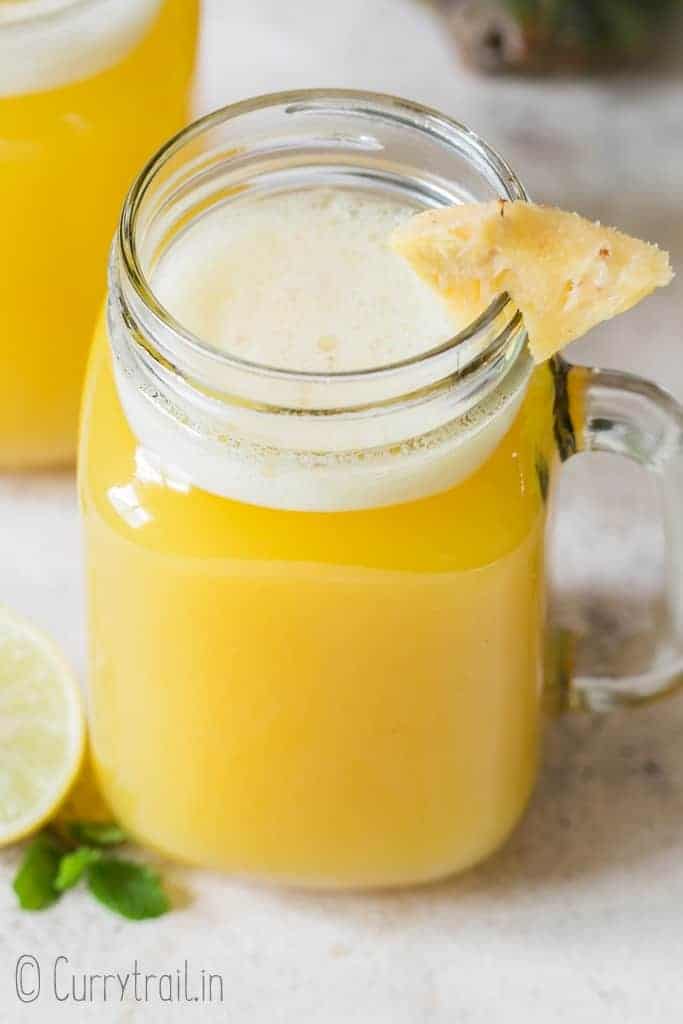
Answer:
554, 357, 683, 711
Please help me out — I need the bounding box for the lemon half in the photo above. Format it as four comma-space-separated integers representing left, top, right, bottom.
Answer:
0, 606, 84, 846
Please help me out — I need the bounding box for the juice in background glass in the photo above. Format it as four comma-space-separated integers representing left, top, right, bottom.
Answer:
0, 0, 199, 468
80, 93, 683, 887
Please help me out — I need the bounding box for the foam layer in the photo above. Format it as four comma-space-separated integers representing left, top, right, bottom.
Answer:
153, 190, 460, 372
115, 188, 527, 512
0, 0, 162, 96
115, 374, 525, 512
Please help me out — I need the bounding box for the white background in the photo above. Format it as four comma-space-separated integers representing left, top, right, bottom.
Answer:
1, 1, 682, 1020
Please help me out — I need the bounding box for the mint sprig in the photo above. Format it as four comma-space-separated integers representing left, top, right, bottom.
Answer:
87, 858, 169, 920
55, 846, 102, 892
68, 821, 127, 847
12, 822, 170, 921
13, 834, 62, 910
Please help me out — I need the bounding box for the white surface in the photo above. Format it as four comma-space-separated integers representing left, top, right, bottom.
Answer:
1, 1, 682, 1020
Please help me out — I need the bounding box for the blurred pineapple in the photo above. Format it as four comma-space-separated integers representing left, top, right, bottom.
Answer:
431, 0, 680, 73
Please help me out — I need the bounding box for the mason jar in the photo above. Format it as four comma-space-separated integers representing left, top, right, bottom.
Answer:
79, 91, 683, 888
0, 0, 199, 468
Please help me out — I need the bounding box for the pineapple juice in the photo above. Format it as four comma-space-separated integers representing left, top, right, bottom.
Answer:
81, 187, 554, 886
0, 0, 198, 467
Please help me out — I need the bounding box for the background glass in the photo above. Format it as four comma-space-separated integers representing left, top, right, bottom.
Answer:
0, 0, 199, 468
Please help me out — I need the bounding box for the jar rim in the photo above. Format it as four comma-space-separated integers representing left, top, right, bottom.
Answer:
0, 0, 95, 27
118, 88, 530, 394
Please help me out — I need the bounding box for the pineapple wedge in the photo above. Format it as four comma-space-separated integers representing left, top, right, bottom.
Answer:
391, 201, 672, 362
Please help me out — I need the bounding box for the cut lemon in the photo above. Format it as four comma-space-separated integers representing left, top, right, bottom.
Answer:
391, 200, 673, 362
0, 606, 84, 846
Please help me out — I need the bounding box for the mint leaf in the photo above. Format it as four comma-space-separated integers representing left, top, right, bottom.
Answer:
69, 822, 127, 847
55, 847, 102, 892
87, 858, 169, 920
12, 827, 173, 922
13, 834, 63, 910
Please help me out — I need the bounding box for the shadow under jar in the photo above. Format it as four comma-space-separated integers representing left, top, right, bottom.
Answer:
79, 91, 683, 888
0, 0, 199, 469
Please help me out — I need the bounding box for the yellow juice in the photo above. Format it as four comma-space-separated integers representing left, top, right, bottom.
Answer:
0, 0, 198, 468
80, 188, 555, 886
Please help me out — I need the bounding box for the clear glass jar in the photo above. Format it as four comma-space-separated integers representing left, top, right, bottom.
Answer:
79, 91, 683, 888
0, 0, 199, 468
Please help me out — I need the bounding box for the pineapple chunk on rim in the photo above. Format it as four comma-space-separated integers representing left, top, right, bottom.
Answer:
391, 200, 672, 363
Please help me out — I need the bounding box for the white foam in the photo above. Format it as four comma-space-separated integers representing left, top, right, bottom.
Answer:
115, 189, 526, 512
115, 374, 524, 512
0, 0, 162, 96
153, 190, 459, 373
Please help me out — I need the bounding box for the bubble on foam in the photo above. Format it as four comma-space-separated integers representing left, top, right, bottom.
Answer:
0, 0, 162, 96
